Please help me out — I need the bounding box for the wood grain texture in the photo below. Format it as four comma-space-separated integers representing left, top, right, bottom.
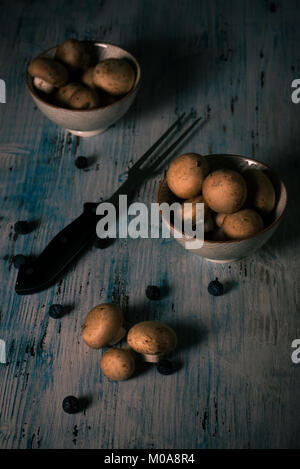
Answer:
0, 0, 300, 449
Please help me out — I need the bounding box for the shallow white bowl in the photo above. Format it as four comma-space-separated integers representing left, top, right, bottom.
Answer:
156, 154, 288, 263
26, 42, 141, 137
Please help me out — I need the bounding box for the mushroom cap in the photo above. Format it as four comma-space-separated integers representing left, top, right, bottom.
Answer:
127, 321, 177, 355
69, 86, 100, 110
182, 194, 210, 224
222, 208, 264, 239
81, 67, 97, 89
100, 348, 135, 381
215, 212, 227, 227
82, 303, 123, 349
55, 82, 83, 107
202, 168, 247, 214
166, 153, 209, 199
93, 58, 135, 96
55, 38, 90, 73
28, 57, 69, 87
55, 82, 100, 109
243, 168, 276, 214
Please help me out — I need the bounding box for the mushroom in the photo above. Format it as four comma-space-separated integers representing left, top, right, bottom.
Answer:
222, 208, 264, 240
127, 321, 177, 363
202, 168, 247, 214
55, 38, 90, 73
243, 168, 276, 214
215, 212, 227, 227
100, 347, 135, 381
28, 57, 69, 94
55, 82, 100, 109
178, 195, 214, 234
82, 303, 126, 349
93, 58, 136, 96
81, 67, 97, 89
181, 195, 209, 225
166, 153, 209, 199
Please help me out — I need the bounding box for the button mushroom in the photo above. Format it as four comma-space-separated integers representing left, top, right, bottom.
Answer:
55, 38, 90, 74
100, 347, 135, 381
127, 321, 177, 363
93, 58, 136, 96
81, 67, 97, 89
82, 303, 126, 349
166, 153, 209, 199
215, 212, 227, 228
202, 168, 247, 214
55, 82, 100, 109
243, 168, 276, 214
178, 194, 214, 234
181, 195, 209, 225
28, 57, 69, 94
222, 208, 264, 239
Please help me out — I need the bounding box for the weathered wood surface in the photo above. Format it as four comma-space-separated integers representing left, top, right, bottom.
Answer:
0, 0, 300, 449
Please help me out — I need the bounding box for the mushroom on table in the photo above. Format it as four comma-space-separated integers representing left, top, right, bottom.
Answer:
82, 303, 126, 349
127, 321, 177, 363
100, 348, 135, 381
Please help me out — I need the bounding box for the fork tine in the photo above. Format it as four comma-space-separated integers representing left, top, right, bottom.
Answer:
129, 112, 186, 172
146, 116, 203, 172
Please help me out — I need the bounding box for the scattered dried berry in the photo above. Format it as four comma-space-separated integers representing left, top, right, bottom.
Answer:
208, 278, 224, 296
75, 156, 88, 169
146, 285, 160, 301
49, 304, 64, 319
14, 221, 31, 235
13, 254, 27, 269
62, 395, 81, 414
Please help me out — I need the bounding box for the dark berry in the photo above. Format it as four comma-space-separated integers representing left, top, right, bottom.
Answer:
49, 304, 64, 319
62, 395, 81, 414
146, 285, 160, 300
156, 359, 174, 375
208, 278, 224, 296
14, 221, 31, 235
75, 156, 88, 169
94, 237, 114, 249
13, 254, 27, 269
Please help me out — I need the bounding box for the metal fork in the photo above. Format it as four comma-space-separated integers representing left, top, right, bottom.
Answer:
15, 112, 204, 294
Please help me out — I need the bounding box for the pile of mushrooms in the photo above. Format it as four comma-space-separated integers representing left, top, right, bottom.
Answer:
82, 303, 177, 381
166, 153, 276, 241
28, 39, 136, 110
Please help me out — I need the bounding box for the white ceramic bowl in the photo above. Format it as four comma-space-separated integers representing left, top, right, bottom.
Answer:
26, 42, 141, 137
157, 154, 288, 263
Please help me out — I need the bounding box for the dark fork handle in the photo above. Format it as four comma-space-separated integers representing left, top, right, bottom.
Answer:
15, 210, 99, 295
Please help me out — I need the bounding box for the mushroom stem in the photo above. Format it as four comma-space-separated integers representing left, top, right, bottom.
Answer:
33, 77, 54, 94
142, 353, 164, 363
108, 326, 126, 346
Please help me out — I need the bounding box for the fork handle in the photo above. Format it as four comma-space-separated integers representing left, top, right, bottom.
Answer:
15, 210, 99, 294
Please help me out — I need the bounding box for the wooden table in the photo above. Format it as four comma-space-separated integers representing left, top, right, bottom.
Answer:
0, 0, 300, 449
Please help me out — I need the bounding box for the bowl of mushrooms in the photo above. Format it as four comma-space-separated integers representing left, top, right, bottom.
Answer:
156, 153, 287, 262
26, 39, 141, 136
